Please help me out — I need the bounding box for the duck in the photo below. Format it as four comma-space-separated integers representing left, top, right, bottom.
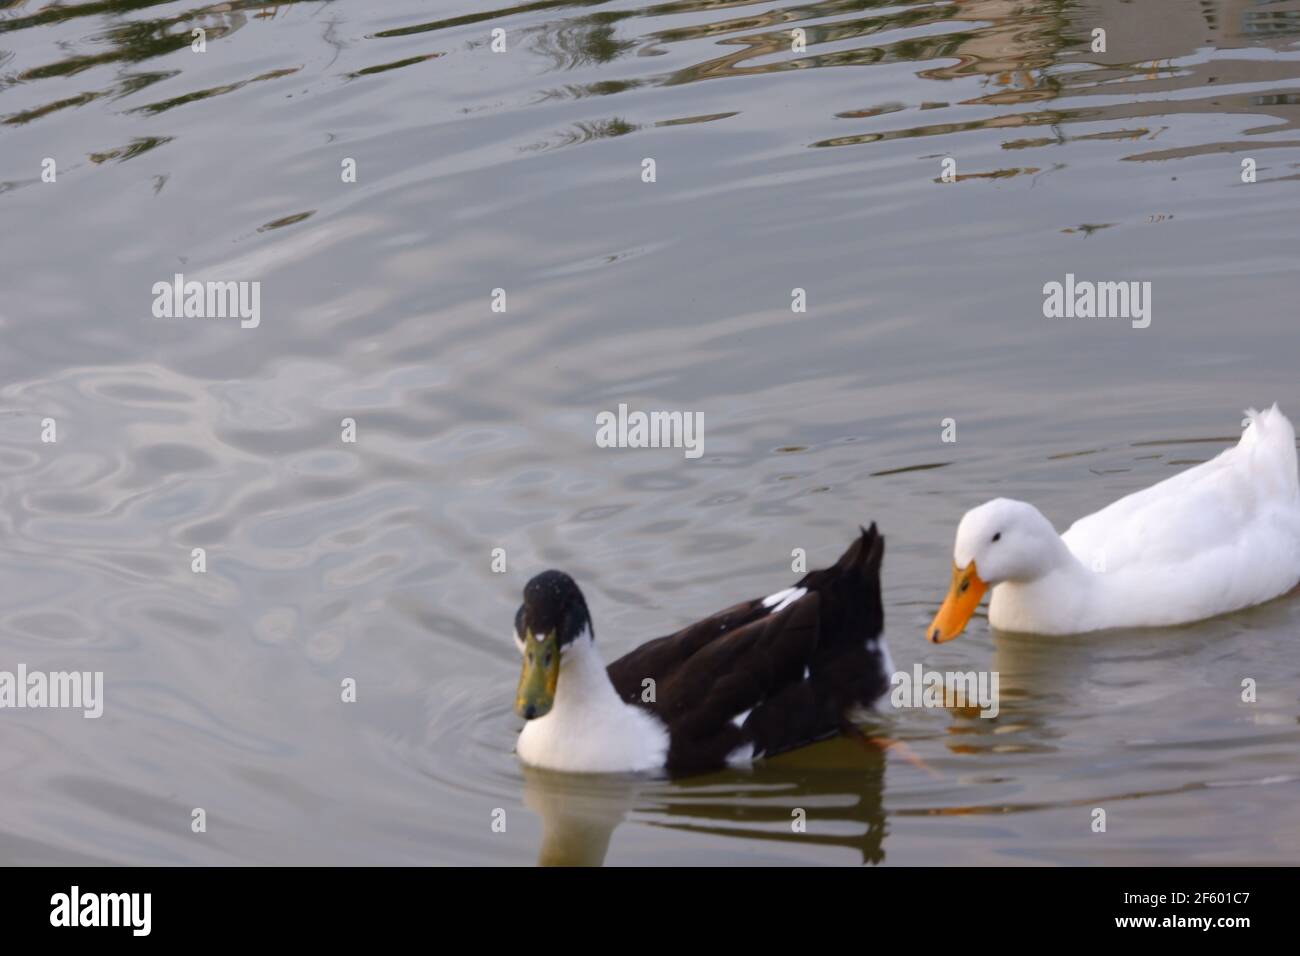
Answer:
928, 405, 1300, 641
512, 524, 892, 775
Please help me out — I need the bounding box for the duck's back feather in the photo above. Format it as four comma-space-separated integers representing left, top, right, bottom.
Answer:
1063, 406, 1299, 570
606, 525, 889, 775
1058, 405, 1300, 627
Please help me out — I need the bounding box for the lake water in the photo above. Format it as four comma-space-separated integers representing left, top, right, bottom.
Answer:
2, 0, 1299, 865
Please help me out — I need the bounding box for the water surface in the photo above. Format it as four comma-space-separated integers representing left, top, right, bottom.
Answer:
2, 0, 1299, 865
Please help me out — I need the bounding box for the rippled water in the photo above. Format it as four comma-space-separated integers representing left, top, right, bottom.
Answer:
2, 0, 1299, 865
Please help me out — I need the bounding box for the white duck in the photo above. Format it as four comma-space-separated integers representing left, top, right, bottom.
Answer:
928, 405, 1300, 639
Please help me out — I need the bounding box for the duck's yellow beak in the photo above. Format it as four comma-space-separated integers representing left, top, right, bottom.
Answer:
515, 630, 560, 720
928, 562, 987, 643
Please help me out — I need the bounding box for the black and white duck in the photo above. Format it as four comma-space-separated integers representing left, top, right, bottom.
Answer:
511, 524, 892, 775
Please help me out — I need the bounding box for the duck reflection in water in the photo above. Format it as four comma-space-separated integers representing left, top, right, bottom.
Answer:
522, 734, 891, 866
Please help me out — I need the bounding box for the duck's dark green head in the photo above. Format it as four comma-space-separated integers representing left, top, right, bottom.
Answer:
513, 570, 592, 720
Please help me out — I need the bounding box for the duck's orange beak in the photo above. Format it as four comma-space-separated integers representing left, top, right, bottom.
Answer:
928, 561, 987, 643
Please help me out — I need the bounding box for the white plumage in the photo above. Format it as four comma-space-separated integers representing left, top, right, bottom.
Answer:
515, 631, 670, 774
953, 405, 1300, 635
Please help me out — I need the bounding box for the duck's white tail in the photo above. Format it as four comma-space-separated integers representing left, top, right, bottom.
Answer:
1241, 404, 1299, 498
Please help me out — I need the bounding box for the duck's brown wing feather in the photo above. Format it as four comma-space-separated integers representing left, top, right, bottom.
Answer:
606, 593, 775, 702
605, 525, 888, 775
609, 595, 822, 774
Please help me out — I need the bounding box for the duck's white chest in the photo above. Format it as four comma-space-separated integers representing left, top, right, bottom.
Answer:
517, 699, 668, 773
515, 641, 669, 774
988, 569, 1099, 635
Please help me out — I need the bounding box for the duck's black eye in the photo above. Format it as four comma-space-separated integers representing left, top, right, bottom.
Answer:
543, 650, 553, 668
992, 532, 1001, 543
